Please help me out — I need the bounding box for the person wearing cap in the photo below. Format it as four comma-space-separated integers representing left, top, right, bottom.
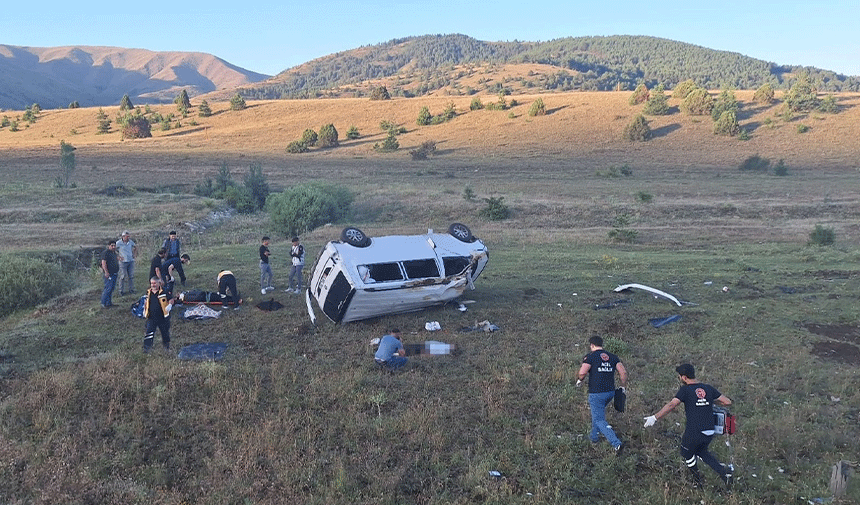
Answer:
374, 329, 407, 371
100, 240, 120, 308
643, 364, 733, 490
115, 230, 138, 295
577, 335, 628, 456
161, 231, 186, 285
287, 236, 305, 294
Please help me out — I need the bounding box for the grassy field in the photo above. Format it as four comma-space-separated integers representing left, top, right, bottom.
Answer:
1, 93, 859, 504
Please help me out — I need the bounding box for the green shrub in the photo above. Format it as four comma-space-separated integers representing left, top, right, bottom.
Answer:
643, 85, 670, 115
119, 94, 134, 111
301, 129, 318, 146
528, 98, 546, 116
711, 89, 739, 122
784, 74, 820, 112
417, 106, 432, 126
374, 133, 399, 152
808, 224, 834, 246
479, 196, 510, 221
286, 140, 309, 153
672, 80, 698, 99
608, 213, 637, 243
739, 155, 771, 171
635, 191, 653, 203
222, 185, 256, 213
773, 159, 788, 176
267, 183, 354, 236
819, 94, 838, 113
346, 126, 360, 139
681, 88, 714, 116
198, 100, 212, 117
470, 97, 484, 110
753, 83, 775, 104
317, 124, 338, 147
0, 254, 71, 318
440, 102, 456, 120
796, 124, 810, 134
243, 161, 270, 211
119, 113, 152, 139
628, 83, 649, 105
738, 128, 751, 141
714, 110, 740, 136
229, 93, 246, 111
622, 114, 651, 141
463, 187, 475, 201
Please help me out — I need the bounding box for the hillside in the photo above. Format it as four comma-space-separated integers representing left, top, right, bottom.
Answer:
235, 34, 860, 100
0, 45, 270, 110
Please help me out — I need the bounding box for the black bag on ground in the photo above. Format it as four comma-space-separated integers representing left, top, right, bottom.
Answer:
613, 387, 626, 412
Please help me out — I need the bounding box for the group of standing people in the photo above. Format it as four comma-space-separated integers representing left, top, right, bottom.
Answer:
577, 335, 734, 491
259, 235, 305, 295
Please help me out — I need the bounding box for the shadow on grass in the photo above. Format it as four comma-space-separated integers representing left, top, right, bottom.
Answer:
650, 123, 682, 139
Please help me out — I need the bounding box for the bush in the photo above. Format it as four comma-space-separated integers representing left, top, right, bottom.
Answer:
608, 213, 637, 243
317, 124, 339, 147
711, 89, 739, 122
417, 106, 432, 126
681, 88, 713, 116
773, 159, 788, 176
222, 185, 256, 214
753, 83, 775, 104
479, 196, 510, 221
635, 191, 653, 203
119, 94, 134, 111
713, 110, 740, 136
267, 183, 354, 236
409, 140, 437, 160
470, 97, 484, 110
528, 98, 546, 117
672, 80, 698, 99
784, 74, 820, 112
463, 187, 475, 201
628, 83, 649, 105
301, 129, 318, 146
796, 124, 810, 134
96, 108, 111, 134
622, 114, 651, 141
346, 126, 360, 139
243, 162, 270, 211
198, 100, 212, 117
370, 86, 391, 100
374, 133, 399, 152
120, 114, 151, 139
0, 254, 71, 318
286, 140, 309, 154
819, 94, 838, 113
643, 85, 670, 115
808, 224, 834, 246
229, 93, 246, 111
739, 155, 771, 171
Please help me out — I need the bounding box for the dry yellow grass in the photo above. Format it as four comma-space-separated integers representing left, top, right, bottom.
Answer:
2, 91, 859, 172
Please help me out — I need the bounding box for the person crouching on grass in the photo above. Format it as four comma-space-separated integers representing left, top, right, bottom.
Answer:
374, 329, 408, 372
143, 277, 175, 353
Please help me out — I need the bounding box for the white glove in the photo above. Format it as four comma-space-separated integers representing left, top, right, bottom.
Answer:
643, 415, 657, 428
166, 303, 173, 313
575, 379, 583, 387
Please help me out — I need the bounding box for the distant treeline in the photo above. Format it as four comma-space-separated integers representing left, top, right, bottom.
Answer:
243, 34, 860, 99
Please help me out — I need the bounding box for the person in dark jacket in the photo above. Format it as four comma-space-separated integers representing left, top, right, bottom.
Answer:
100, 240, 119, 308
643, 364, 734, 489
143, 277, 175, 353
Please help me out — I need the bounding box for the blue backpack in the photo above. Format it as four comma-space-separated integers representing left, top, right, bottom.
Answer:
130, 294, 146, 318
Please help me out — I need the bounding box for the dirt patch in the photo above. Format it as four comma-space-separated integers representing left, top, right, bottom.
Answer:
805, 323, 860, 365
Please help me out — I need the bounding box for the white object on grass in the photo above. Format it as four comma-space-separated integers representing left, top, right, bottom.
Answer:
614, 283, 683, 306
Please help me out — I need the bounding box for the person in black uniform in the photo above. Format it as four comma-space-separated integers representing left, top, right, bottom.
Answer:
644, 363, 734, 489
576, 335, 628, 455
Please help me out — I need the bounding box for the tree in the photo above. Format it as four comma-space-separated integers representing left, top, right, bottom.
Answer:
68, 101, 80, 109
317, 124, 338, 147
370, 86, 391, 100
175, 89, 191, 112
713, 110, 740, 136
622, 114, 651, 141
301, 129, 318, 146
267, 183, 354, 236
681, 88, 714, 116
643, 84, 670, 115
711, 89, 738, 122
243, 162, 270, 211
528, 98, 546, 116
229, 93, 246, 111
198, 99, 212, 117
753, 83, 775, 104
96, 108, 111, 134
215, 162, 233, 193
119, 94, 134, 111
629, 83, 649, 105
120, 113, 151, 139
417, 106, 432, 126
672, 80, 698, 99
58, 141, 76, 188
784, 73, 820, 112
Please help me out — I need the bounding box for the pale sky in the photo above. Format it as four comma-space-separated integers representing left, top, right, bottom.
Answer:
7, 0, 859, 77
